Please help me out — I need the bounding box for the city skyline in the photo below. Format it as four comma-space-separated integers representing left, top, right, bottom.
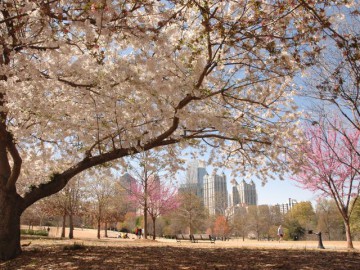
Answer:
178, 159, 318, 207
119, 158, 318, 208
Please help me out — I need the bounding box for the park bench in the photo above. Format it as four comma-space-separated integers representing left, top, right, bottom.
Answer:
216, 236, 231, 241
191, 234, 215, 243
176, 234, 193, 242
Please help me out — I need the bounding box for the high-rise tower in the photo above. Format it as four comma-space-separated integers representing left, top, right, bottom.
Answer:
230, 179, 257, 206
203, 172, 228, 215
185, 160, 208, 201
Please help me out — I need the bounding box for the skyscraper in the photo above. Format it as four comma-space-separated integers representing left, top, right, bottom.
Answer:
184, 160, 208, 200
276, 198, 298, 214
203, 172, 228, 215
230, 179, 257, 207
118, 173, 137, 212
119, 173, 136, 195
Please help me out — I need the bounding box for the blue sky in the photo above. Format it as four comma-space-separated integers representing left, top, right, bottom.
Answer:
174, 91, 320, 207
178, 157, 318, 206
253, 176, 317, 206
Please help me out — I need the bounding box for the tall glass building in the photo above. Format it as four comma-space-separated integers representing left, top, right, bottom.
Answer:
230, 179, 257, 207
203, 172, 228, 215
185, 160, 208, 201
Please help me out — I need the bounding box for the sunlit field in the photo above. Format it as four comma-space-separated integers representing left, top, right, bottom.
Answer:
1, 227, 359, 269
25, 225, 360, 251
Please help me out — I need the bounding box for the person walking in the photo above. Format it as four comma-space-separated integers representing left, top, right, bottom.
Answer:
277, 225, 284, 242
136, 228, 141, 239
135, 227, 139, 239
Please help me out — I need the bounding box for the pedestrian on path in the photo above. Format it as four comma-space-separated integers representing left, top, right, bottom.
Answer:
277, 225, 284, 242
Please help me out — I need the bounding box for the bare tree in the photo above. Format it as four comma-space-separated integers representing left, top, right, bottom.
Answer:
85, 169, 115, 239
316, 199, 344, 240
176, 187, 209, 234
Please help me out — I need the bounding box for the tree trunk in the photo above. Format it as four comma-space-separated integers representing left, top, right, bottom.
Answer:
143, 205, 148, 239
0, 191, 22, 260
68, 213, 74, 239
344, 220, 354, 249
61, 213, 66, 238
152, 217, 156, 240
97, 217, 101, 239
105, 222, 108, 238
189, 212, 192, 235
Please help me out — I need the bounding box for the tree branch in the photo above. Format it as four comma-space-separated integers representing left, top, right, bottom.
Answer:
6, 134, 22, 191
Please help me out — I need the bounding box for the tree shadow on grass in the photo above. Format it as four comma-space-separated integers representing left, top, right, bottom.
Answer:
1, 246, 360, 269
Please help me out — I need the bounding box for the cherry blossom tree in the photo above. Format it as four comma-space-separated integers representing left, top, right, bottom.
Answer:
148, 183, 178, 240
0, 0, 349, 259
130, 176, 178, 240
291, 119, 360, 248
123, 150, 179, 239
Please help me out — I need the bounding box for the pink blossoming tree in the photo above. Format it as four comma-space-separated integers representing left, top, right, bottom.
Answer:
123, 150, 181, 239
292, 118, 360, 248
129, 175, 179, 240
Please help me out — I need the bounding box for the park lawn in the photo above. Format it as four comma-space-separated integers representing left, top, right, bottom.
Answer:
1, 237, 360, 269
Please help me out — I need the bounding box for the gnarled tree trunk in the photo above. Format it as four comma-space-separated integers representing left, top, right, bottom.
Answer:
0, 191, 23, 260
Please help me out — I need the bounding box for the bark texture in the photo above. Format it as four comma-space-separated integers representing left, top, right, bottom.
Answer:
0, 190, 22, 260
344, 220, 354, 249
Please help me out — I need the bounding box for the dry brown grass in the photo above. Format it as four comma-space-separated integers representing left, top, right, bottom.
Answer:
1, 227, 359, 269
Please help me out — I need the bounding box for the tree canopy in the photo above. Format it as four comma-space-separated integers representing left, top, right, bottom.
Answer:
1, 1, 327, 207
291, 118, 360, 248
0, 0, 356, 260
